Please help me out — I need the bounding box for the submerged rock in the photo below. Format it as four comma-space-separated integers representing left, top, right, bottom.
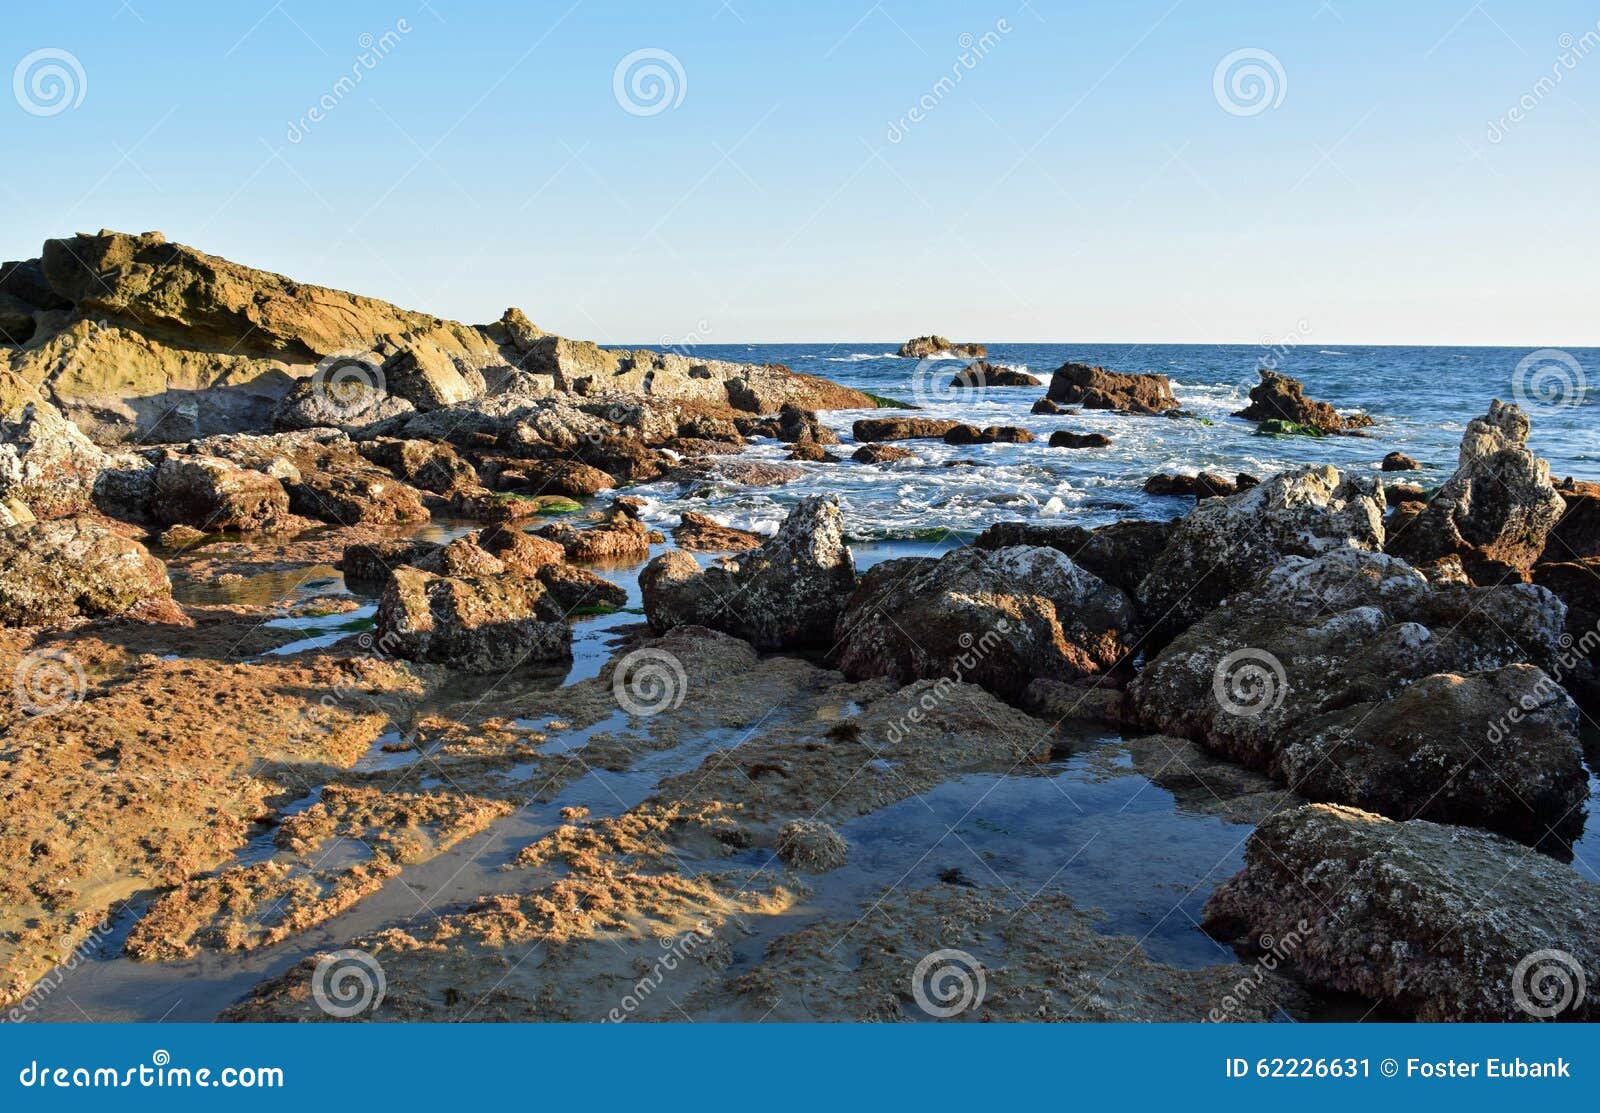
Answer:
1234, 368, 1373, 434
673, 511, 764, 552
537, 508, 652, 564
944, 424, 1033, 445
851, 443, 915, 465
832, 545, 1139, 700
641, 495, 856, 649
1142, 471, 1239, 499
375, 566, 571, 672
1044, 362, 1178, 414
0, 518, 172, 625
1204, 804, 1600, 1021
1382, 451, 1420, 471
775, 820, 849, 872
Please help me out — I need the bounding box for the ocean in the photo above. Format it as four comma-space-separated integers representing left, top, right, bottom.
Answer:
618, 343, 1598, 543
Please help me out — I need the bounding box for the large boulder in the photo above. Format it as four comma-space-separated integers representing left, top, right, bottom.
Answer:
537, 509, 652, 564
640, 495, 856, 649
1135, 465, 1386, 643
1044, 362, 1177, 414
0, 389, 108, 518
1545, 478, 1600, 561
1204, 804, 1600, 1021
271, 373, 414, 434
151, 453, 291, 532
1387, 401, 1566, 582
972, 519, 1173, 597
0, 518, 172, 625
375, 566, 571, 672
1129, 548, 1584, 844
381, 345, 484, 410
1233, 369, 1373, 434
949, 361, 1040, 388
358, 438, 479, 495
831, 545, 1139, 700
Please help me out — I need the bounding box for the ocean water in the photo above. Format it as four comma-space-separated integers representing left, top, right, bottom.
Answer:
621, 343, 1598, 541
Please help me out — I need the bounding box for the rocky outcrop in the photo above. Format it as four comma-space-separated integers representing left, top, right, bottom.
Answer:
851, 417, 961, 442
1545, 478, 1600, 561
358, 439, 479, 495
1129, 547, 1585, 844
375, 566, 571, 672
831, 545, 1139, 700
382, 345, 486, 411
1204, 804, 1600, 1021
1135, 465, 1387, 643
1234, 369, 1373, 434
898, 335, 985, 359
949, 362, 1040, 388
151, 453, 292, 532
1045, 363, 1178, 414
641, 496, 856, 650
1387, 401, 1566, 582
0, 518, 172, 625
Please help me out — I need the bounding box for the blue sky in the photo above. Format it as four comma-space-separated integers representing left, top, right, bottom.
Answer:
3, 1, 1598, 344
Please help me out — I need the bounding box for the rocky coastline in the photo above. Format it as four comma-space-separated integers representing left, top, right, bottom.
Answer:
1, 232, 1595, 1023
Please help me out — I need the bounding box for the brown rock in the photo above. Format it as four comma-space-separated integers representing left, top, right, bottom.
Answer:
1049, 430, 1112, 449
851, 417, 962, 442
949, 361, 1040, 388
674, 511, 764, 552
1234, 369, 1374, 434
850, 443, 915, 465
1381, 451, 1420, 471
897, 335, 985, 359
1045, 362, 1178, 414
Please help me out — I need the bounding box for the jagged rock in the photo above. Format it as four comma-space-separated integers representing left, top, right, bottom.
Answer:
1049, 430, 1112, 449
898, 335, 984, 359
852, 417, 962, 442
673, 512, 763, 552
832, 545, 1139, 700
151, 454, 291, 532
1387, 401, 1566, 581
1382, 451, 1420, 471
0, 518, 172, 625
949, 361, 1040, 388
1204, 804, 1600, 1021
438, 535, 509, 577
358, 439, 479, 495
774, 405, 839, 445
1530, 558, 1600, 714
285, 444, 429, 526
537, 508, 652, 564
1135, 465, 1386, 642
1143, 471, 1237, 499
497, 307, 545, 354
1044, 363, 1177, 414
475, 525, 564, 573
972, 519, 1173, 597
851, 443, 914, 465
1130, 547, 1583, 843
0, 388, 108, 518
943, 424, 1033, 445
1234, 369, 1373, 434
0, 258, 71, 312
382, 345, 484, 411
641, 496, 856, 649
376, 566, 571, 672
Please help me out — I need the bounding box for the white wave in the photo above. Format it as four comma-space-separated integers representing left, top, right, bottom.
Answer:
1318, 349, 1348, 355
824, 353, 899, 362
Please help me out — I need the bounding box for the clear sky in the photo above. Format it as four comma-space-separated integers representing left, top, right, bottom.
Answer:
3, 1, 1598, 345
